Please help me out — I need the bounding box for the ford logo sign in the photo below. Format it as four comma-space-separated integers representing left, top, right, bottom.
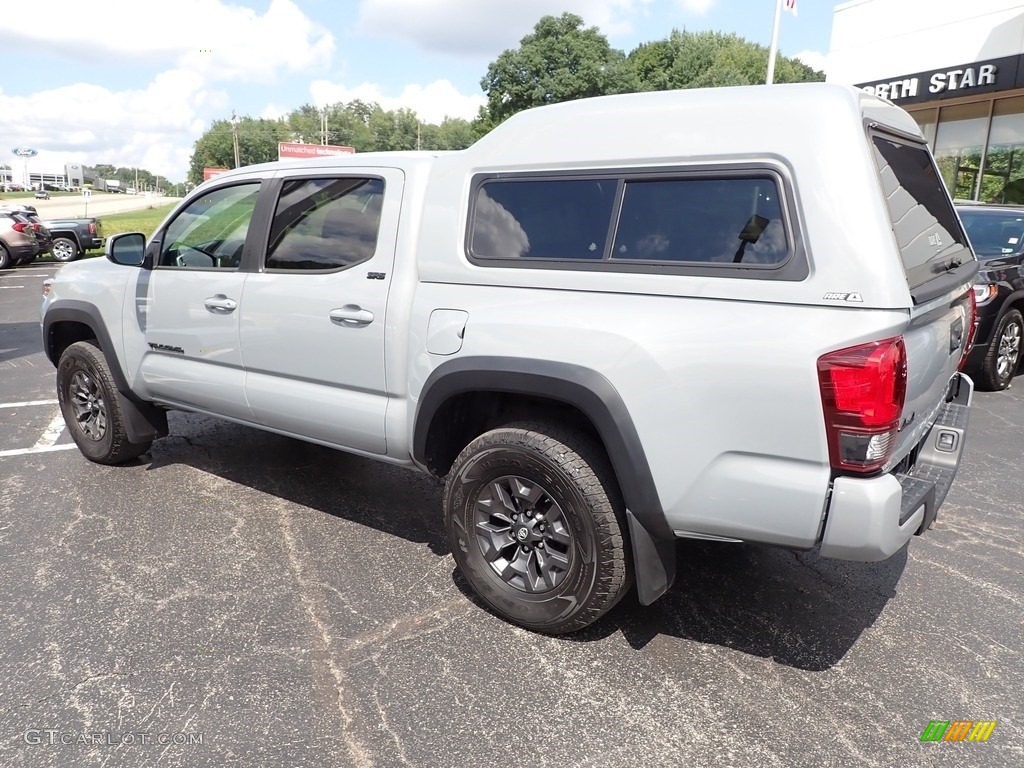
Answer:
12, 147, 38, 158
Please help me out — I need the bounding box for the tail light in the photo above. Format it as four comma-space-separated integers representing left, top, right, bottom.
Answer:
88, 222, 97, 234
959, 287, 977, 371
12, 222, 26, 233
817, 337, 907, 475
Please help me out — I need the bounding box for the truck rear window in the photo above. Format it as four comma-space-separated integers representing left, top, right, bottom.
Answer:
871, 134, 972, 291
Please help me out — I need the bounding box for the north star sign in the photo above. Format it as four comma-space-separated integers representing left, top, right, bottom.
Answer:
856, 54, 1024, 106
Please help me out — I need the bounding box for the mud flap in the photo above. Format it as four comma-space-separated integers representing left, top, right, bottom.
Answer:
627, 509, 676, 605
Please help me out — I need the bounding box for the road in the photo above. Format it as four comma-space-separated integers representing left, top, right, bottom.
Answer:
0, 263, 1021, 767
17, 194, 179, 219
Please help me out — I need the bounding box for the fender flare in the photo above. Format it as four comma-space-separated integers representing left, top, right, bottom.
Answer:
43, 301, 167, 442
414, 356, 676, 604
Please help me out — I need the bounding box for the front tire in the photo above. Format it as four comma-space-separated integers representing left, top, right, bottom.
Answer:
444, 422, 631, 634
978, 309, 1022, 391
57, 341, 152, 464
51, 237, 80, 262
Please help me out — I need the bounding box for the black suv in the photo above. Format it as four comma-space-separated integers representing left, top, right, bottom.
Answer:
956, 203, 1024, 390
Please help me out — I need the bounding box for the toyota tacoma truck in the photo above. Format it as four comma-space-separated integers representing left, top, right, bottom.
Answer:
41, 84, 977, 633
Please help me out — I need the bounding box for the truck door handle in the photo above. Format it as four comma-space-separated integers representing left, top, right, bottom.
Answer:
329, 305, 374, 326
204, 295, 237, 313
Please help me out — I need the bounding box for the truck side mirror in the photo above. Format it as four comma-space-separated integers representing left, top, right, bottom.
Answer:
106, 232, 147, 267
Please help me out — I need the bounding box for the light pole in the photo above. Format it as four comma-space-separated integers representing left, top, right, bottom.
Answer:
231, 111, 241, 168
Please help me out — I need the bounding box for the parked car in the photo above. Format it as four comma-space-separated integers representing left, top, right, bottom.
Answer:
0, 205, 53, 257
0, 210, 39, 268
43, 216, 103, 261
35, 189, 50, 200
956, 203, 1024, 390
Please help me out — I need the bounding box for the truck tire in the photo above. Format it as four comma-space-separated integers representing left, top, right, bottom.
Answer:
977, 309, 1022, 391
443, 421, 632, 634
51, 237, 81, 262
0, 244, 10, 270
57, 340, 152, 464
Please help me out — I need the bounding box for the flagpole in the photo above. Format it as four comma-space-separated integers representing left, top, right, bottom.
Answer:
766, 0, 784, 85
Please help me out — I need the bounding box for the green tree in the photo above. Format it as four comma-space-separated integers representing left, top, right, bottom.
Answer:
480, 13, 636, 124
628, 30, 824, 91
187, 117, 290, 186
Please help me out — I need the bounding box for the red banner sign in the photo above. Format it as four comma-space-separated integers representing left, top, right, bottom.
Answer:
203, 167, 229, 181
278, 142, 356, 160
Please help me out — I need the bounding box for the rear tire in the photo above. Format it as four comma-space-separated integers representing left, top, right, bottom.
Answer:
443, 421, 631, 634
977, 309, 1022, 391
51, 237, 80, 262
0, 244, 10, 270
57, 340, 152, 464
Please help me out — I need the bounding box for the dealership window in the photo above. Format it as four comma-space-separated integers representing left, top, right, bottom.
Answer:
910, 109, 937, 146
980, 96, 1024, 203
933, 102, 989, 200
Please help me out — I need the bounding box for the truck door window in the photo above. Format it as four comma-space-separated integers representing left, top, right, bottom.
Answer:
265, 177, 384, 271
160, 183, 260, 269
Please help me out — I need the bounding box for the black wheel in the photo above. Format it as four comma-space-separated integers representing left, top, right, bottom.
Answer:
977, 309, 1022, 391
51, 237, 80, 262
444, 422, 631, 634
57, 340, 152, 464
0, 244, 10, 270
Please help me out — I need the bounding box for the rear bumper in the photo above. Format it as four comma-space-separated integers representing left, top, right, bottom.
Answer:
819, 373, 973, 561
4, 242, 38, 260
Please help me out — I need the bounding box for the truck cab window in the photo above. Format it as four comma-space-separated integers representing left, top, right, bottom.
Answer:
159, 183, 260, 269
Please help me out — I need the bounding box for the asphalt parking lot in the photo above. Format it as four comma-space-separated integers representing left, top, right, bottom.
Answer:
1, 263, 1021, 767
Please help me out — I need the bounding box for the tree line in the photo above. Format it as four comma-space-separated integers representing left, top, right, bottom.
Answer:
88, 163, 173, 193
188, 14, 823, 185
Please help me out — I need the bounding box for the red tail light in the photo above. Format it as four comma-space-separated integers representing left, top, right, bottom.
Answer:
88, 222, 97, 234
11, 222, 26, 233
32, 223, 42, 231
959, 287, 977, 371
817, 337, 907, 475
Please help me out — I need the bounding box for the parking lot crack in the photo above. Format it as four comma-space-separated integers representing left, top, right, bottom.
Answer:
277, 504, 373, 768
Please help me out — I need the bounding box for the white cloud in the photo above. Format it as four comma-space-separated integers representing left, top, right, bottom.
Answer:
260, 103, 291, 121
0, 0, 332, 180
0, 0, 333, 82
677, 0, 717, 15
356, 0, 655, 56
0, 72, 221, 180
794, 50, 828, 74
310, 79, 485, 124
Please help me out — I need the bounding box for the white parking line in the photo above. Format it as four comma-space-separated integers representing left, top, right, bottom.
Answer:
34, 413, 66, 448
0, 399, 59, 408
0, 444, 77, 458
0, 409, 75, 458
0, 285, 25, 289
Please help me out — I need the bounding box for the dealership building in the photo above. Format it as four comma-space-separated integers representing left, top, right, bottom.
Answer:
828, 0, 1024, 202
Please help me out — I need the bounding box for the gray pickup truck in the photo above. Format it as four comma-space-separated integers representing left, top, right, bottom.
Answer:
43, 216, 104, 262
40, 84, 977, 633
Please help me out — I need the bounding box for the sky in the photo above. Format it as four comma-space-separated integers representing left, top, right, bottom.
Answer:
0, 0, 835, 183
